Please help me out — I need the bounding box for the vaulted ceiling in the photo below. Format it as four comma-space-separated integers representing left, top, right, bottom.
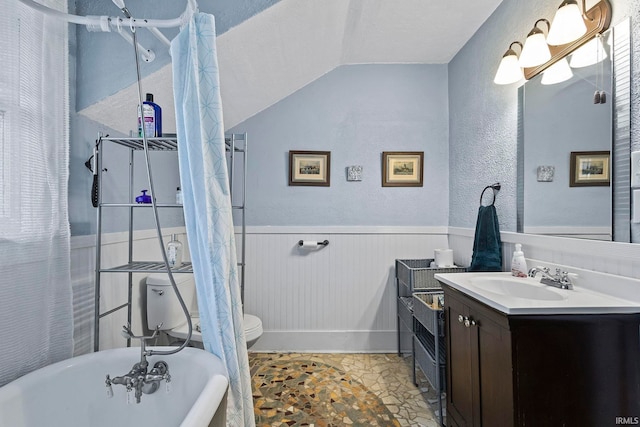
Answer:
79, 0, 504, 134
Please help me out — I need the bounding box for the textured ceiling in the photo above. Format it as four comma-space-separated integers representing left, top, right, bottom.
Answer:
79, 0, 504, 133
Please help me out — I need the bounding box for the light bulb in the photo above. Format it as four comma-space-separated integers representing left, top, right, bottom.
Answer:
519, 20, 551, 68
547, 0, 587, 46
494, 42, 524, 85
541, 58, 573, 85
569, 36, 608, 68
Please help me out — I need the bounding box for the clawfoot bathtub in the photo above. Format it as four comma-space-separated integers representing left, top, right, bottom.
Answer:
0, 347, 228, 427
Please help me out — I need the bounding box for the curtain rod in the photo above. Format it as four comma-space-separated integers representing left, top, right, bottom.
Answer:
18, 0, 198, 59
18, 0, 198, 30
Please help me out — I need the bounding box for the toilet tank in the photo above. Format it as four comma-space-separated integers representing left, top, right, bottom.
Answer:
146, 273, 196, 331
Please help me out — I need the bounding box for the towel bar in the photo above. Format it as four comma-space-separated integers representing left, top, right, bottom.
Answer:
480, 183, 501, 206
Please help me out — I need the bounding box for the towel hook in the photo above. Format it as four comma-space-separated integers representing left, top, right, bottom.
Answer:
480, 182, 501, 206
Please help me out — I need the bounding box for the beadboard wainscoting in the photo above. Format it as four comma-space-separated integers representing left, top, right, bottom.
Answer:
243, 227, 449, 352
70, 227, 188, 354
72, 226, 640, 355
72, 226, 449, 353
73, 226, 640, 354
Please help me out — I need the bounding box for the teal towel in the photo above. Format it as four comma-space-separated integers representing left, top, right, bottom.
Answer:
469, 205, 502, 271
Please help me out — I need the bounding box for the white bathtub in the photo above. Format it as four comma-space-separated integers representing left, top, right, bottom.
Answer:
0, 347, 228, 427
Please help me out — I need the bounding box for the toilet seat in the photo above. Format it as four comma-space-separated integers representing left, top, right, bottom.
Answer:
244, 314, 263, 343
166, 314, 262, 344
167, 316, 202, 342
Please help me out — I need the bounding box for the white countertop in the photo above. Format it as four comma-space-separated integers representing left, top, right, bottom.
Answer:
434, 271, 640, 315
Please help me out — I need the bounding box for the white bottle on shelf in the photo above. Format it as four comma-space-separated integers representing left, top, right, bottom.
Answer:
167, 234, 183, 269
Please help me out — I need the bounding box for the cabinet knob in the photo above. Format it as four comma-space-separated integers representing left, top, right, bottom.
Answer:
459, 316, 478, 328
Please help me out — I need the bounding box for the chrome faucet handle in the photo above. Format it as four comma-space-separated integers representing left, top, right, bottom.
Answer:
105, 375, 114, 398
528, 266, 542, 277
559, 271, 573, 285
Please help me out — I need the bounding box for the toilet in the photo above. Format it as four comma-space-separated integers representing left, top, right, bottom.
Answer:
146, 273, 263, 348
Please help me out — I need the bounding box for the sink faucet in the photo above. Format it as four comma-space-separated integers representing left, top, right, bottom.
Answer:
105, 325, 171, 403
528, 267, 573, 290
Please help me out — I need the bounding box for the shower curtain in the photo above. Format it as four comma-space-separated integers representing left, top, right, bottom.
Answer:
0, 0, 73, 386
170, 13, 254, 426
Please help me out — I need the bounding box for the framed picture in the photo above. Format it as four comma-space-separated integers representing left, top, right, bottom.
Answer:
289, 150, 331, 186
382, 151, 424, 187
569, 151, 610, 187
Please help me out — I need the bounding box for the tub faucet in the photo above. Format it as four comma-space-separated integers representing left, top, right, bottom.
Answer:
105, 325, 171, 403
528, 267, 573, 290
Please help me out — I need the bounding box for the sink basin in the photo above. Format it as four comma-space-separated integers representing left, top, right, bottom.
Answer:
434, 271, 640, 315
469, 277, 566, 301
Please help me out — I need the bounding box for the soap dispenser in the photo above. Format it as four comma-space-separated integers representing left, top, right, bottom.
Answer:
511, 243, 528, 277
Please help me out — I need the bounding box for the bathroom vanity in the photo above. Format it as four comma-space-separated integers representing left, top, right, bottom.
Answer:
436, 272, 640, 427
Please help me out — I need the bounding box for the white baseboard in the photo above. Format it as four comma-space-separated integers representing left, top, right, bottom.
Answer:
250, 330, 397, 353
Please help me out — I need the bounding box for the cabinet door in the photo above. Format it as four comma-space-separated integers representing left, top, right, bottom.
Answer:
474, 307, 513, 427
445, 289, 514, 427
446, 294, 474, 427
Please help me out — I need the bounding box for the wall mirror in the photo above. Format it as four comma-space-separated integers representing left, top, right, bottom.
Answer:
517, 19, 631, 242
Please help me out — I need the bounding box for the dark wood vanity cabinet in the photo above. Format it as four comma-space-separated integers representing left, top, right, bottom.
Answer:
442, 284, 640, 427
445, 285, 513, 427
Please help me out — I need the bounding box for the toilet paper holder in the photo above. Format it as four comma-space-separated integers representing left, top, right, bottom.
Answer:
298, 240, 329, 247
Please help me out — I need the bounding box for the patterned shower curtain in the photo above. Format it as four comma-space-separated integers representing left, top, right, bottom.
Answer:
170, 13, 254, 426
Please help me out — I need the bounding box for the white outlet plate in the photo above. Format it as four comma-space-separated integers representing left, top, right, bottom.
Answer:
631, 151, 640, 188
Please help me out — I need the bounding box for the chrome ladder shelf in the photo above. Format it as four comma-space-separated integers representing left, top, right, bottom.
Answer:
93, 133, 247, 351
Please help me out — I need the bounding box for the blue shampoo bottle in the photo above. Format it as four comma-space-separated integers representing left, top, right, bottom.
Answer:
138, 93, 162, 137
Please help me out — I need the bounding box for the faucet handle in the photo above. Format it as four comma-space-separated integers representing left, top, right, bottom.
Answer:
105, 375, 114, 398
528, 266, 543, 277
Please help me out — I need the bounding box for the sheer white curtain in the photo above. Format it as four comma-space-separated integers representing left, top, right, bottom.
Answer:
0, 0, 73, 386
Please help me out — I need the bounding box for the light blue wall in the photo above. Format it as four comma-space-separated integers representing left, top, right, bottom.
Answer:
74, 0, 279, 111
229, 64, 450, 226
448, 0, 638, 233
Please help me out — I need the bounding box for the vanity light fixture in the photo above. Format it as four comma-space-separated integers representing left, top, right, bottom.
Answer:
493, 0, 611, 84
494, 41, 524, 85
519, 19, 552, 68
541, 57, 573, 85
547, 0, 588, 46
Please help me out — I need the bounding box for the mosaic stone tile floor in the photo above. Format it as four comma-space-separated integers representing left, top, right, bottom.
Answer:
249, 353, 442, 427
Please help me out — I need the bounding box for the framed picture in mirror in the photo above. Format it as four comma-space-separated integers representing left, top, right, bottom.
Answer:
570, 151, 610, 187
